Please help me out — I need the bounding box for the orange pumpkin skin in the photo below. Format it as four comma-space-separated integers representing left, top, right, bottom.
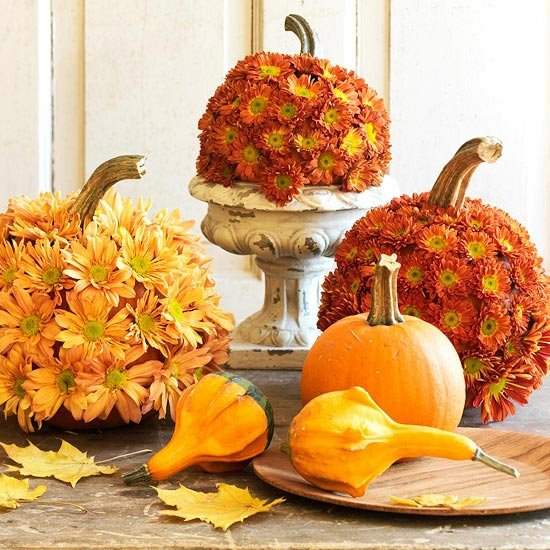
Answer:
301, 312, 466, 431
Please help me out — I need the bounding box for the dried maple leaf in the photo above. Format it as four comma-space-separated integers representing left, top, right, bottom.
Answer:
0, 473, 46, 509
1, 440, 117, 487
156, 482, 285, 531
390, 493, 487, 510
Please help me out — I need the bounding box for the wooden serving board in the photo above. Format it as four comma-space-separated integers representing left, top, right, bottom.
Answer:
253, 428, 550, 516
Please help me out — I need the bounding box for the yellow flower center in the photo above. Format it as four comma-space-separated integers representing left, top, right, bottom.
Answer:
482, 275, 499, 293
346, 247, 358, 260
443, 311, 460, 328
464, 357, 485, 375
267, 131, 285, 149
439, 270, 458, 287
318, 152, 335, 171
350, 279, 360, 294
249, 96, 268, 114
295, 86, 315, 99
83, 320, 105, 342
91, 265, 109, 283
499, 238, 513, 252
489, 378, 506, 396
403, 305, 421, 317
469, 219, 483, 229
56, 370, 75, 394
129, 256, 151, 276
105, 369, 126, 391
280, 103, 297, 118
427, 236, 447, 250
168, 300, 185, 324
365, 122, 377, 144
333, 88, 349, 103
323, 108, 340, 125
20, 315, 40, 337
42, 267, 62, 286
138, 313, 155, 333
225, 128, 237, 144
242, 145, 260, 163
406, 267, 424, 283
2, 267, 16, 284
506, 341, 517, 355
296, 135, 317, 150
275, 175, 292, 189
481, 317, 498, 337
13, 376, 26, 399
342, 130, 362, 155
467, 241, 485, 258
260, 65, 281, 78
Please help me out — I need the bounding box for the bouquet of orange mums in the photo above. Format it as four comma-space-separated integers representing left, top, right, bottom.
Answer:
0, 156, 234, 432
196, 51, 391, 205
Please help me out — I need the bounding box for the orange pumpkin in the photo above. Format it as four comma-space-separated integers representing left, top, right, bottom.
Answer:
301, 253, 466, 430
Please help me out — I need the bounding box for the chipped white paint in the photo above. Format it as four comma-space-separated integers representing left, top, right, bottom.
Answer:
190, 175, 399, 354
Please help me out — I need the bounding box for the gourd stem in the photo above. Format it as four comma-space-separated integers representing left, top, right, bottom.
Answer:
69, 155, 146, 227
472, 447, 520, 478
284, 14, 319, 56
427, 137, 502, 210
122, 464, 152, 485
367, 253, 404, 326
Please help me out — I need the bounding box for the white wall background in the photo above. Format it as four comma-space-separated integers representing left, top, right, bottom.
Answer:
0, 0, 549, 323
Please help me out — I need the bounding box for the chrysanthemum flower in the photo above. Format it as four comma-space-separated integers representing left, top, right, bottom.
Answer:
0, 288, 58, 357
64, 235, 134, 306
286, 74, 323, 100
341, 128, 364, 157
477, 303, 511, 351
429, 256, 471, 298
118, 226, 179, 292
475, 259, 511, 300
398, 288, 428, 319
0, 345, 36, 432
23, 347, 88, 421
308, 147, 348, 185
461, 230, 496, 260
260, 163, 308, 206
432, 298, 476, 343
55, 293, 130, 359
212, 124, 239, 155
228, 137, 262, 181
0, 240, 22, 291
240, 83, 272, 124
317, 102, 351, 133
332, 81, 360, 110
15, 239, 71, 301
398, 252, 428, 290
418, 224, 459, 254
79, 346, 162, 424
294, 130, 325, 152
248, 52, 293, 81
126, 290, 176, 357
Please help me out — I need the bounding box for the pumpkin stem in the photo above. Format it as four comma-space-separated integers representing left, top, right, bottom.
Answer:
367, 253, 404, 326
122, 464, 151, 485
69, 155, 146, 226
428, 137, 502, 210
472, 447, 520, 478
284, 14, 320, 56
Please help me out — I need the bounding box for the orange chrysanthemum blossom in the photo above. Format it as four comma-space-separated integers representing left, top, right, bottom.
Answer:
55, 293, 130, 359
118, 226, 179, 293
0, 288, 59, 357
145, 344, 213, 420
0, 239, 22, 291
260, 162, 308, 206
196, 49, 390, 205
63, 235, 134, 307
79, 346, 162, 424
23, 347, 88, 422
318, 141, 550, 423
126, 290, 176, 357
308, 148, 348, 185
15, 239, 72, 301
150, 209, 199, 255
0, 345, 36, 432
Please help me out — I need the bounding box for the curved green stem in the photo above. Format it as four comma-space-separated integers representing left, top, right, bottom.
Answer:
284, 14, 320, 56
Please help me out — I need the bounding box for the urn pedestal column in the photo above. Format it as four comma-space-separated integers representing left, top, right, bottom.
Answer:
189, 176, 398, 369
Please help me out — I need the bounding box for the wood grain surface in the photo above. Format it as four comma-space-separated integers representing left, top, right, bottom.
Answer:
253, 427, 550, 516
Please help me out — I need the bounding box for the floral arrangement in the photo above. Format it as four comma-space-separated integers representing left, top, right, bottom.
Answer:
196, 52, 391, 205
0, 187, 234, 432
318, 193, 550, 423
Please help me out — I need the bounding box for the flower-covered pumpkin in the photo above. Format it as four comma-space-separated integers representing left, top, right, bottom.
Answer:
0, 156, 234, 432
196, 15, 391, 206
319, 137, 550, 423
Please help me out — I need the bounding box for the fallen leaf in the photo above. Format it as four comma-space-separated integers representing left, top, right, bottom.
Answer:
156, 482, 285, 530
0, 473, 46, 509
1, 440, 117, 487
390, 493, 487, 510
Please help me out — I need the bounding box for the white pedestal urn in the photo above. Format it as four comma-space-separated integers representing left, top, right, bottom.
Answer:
189, 176, 399, 369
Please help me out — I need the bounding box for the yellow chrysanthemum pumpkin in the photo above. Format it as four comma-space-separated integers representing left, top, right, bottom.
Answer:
0, 156, 234, 432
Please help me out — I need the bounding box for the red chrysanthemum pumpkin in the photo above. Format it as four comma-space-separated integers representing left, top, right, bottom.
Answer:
319, 137, 550, 423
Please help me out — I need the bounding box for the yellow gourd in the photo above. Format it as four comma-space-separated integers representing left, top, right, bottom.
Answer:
122, 372, 274, 483
288, 387, 518, 498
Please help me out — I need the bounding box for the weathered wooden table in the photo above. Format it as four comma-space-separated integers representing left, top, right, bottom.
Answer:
1, 370, 550, 550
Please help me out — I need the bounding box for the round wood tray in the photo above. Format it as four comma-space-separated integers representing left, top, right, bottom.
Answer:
253, 427, 550, 516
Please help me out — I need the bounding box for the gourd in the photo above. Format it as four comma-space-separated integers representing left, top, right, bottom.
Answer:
288, 386, 518, 498
122, 372, 274, 483
0, 156, 233, 432
318, 137, 550, 422
301, 253, 466, 431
